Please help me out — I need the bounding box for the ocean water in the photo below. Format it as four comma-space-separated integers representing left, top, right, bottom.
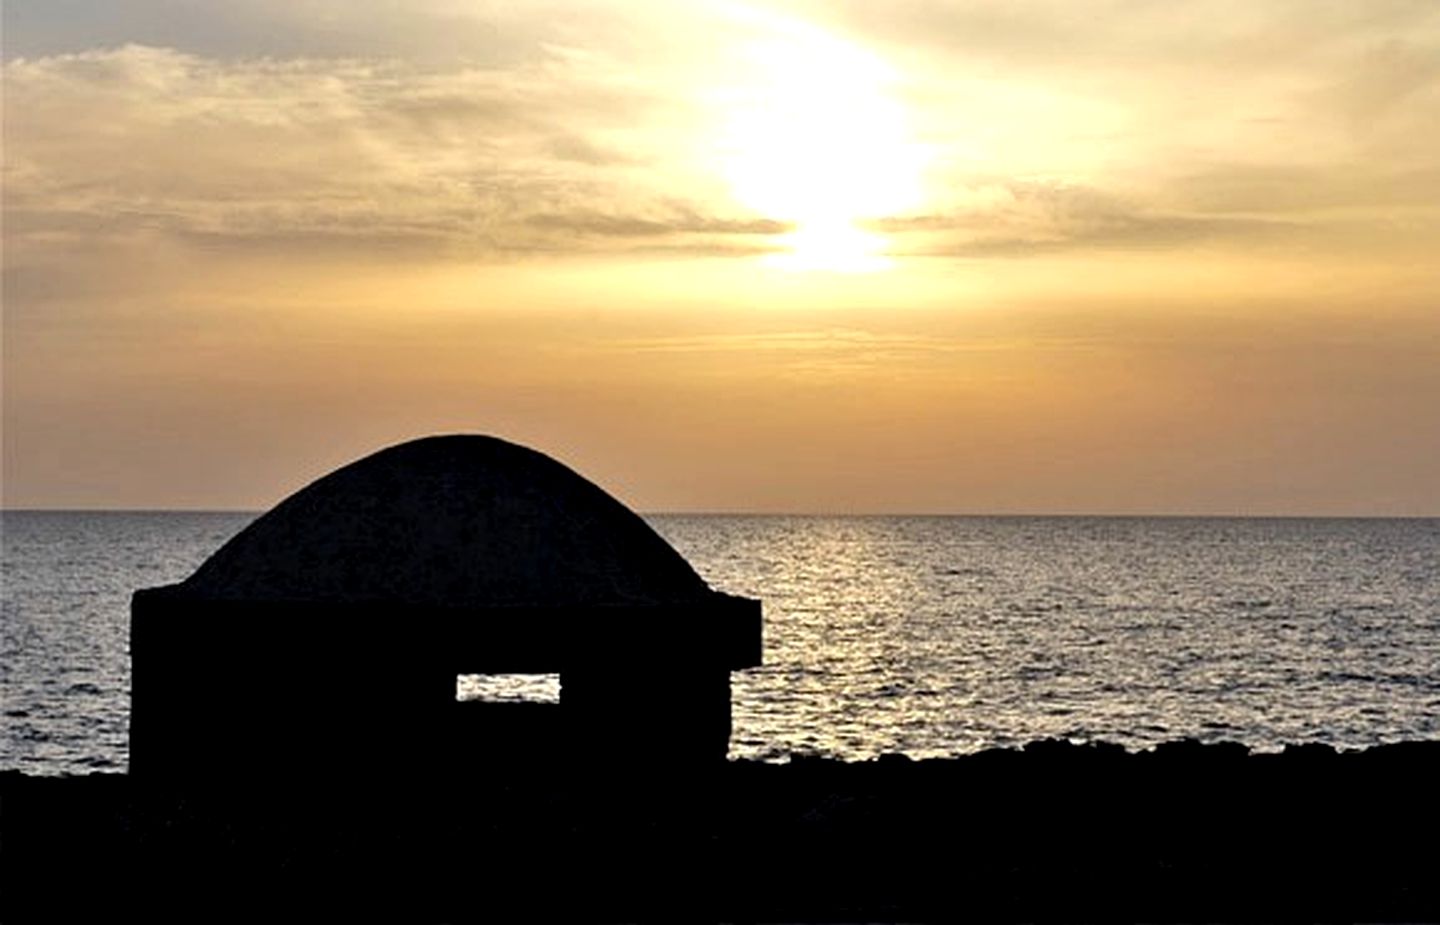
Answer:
3, 511, 1438, 774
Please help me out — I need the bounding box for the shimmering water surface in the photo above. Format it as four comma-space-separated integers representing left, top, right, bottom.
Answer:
3, 512, 1438, 773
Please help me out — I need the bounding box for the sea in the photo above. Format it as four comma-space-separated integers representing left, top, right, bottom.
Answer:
2, 512, 1438, 774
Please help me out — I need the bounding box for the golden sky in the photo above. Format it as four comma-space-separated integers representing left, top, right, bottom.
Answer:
4, 1, 1438, 513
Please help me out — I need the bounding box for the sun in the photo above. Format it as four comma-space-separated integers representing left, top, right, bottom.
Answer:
717, 10, 926, 272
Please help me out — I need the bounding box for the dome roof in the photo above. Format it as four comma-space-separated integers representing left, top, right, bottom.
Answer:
179, 435, 712, 607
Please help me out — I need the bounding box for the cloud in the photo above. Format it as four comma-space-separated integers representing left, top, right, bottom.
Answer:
1325, 38, 1440, 124
791, 0, 1440, 79
869, 180, 1294, 256
593, 328, 996, 381
2, 0, 566, 64
1168, 163, 1440, 215
5, 2, 1438, 275
797, 0, 1440, 245
1, 40, 776, 267
524, 209, 788, 239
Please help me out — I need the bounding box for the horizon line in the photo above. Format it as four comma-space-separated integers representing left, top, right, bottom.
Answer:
3, 507, 1437, 520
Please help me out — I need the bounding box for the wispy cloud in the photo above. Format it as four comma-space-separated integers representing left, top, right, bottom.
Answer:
4, 0, 1438, 272
867, 180, 1296, 257
1, 41, 777, 265
592, 327, 1035, 381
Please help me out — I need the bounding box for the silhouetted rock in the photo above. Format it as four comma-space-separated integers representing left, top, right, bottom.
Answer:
1280, 740, 1339, 764
4, 740, 1438, 923
1150, 737, 1250, 763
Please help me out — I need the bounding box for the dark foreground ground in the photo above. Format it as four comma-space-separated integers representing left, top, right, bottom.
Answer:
4, 739, 1439, 923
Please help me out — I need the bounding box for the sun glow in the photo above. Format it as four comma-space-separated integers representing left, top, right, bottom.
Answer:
773, 220, 893, 273
718, 10, 926, 272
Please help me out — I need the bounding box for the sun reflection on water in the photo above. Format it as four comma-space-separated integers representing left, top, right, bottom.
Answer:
652, 515, 1440, 761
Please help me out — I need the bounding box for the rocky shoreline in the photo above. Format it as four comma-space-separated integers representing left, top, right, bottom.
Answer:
4, 739, 1439, 922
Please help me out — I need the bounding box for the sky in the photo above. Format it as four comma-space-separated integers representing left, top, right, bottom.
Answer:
3, 0, 1438, 514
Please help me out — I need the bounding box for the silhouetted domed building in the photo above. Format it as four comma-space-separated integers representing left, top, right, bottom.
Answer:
131, 435, 761, 779
180, 436, 716, 608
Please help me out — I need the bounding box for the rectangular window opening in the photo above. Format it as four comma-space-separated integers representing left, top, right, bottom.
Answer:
456, 673, 561, 704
